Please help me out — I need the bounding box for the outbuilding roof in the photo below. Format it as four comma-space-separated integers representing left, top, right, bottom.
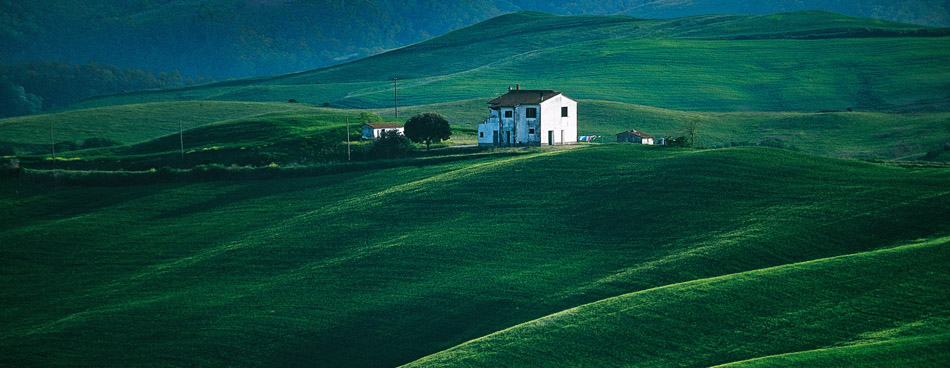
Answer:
363, 123, 404, 129
488, 90, 562, 107
617, 130, 653, 139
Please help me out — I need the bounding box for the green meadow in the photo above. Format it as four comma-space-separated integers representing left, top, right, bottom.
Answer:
2, 145, 949, 366
1, 9, 950, 367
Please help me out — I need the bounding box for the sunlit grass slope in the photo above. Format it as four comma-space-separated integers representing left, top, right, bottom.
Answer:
6, 106, 476, 170
68, 11, 950, 113
2, 145, 948, 366
0, 101, 313, 152
716, 334, 950, 367
404, 237, 950, 367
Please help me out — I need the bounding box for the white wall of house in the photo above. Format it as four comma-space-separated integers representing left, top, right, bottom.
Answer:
514, 104, 541, 144
539, 95, 577, 145
479, 92, 577, 147
362, 125, 404, 140
477, 120, 494, 146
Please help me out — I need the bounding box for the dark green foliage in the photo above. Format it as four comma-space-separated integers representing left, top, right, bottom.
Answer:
81, 137, 122, 149
666, 136, 690, 147
358, 111, 383, 125
404, 113, 451, 150
0, 80, 41, 118
922, 142, 950, 161
52, 141, 78, 153
0, 143, 15, 156
369, 130, 410, 158
0, 157, 18, 176
0, 61, 209, 116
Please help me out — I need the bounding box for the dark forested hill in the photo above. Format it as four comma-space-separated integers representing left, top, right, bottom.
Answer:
1, 0, 948, 80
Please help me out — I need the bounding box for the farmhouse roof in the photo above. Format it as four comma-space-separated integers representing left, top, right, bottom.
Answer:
488, 90, 562, 107
617, 130, 652, 139
363, 123, 404, 129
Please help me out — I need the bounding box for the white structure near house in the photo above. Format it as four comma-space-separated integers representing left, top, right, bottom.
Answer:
478, 85, 577, 147
361, 123, 404, 140
616, 130, 654, 145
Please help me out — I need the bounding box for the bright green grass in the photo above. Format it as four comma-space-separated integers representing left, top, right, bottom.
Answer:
403, 237, 950, 367
0, 101, 314, 152
64, 11, 950, 113
715, 334, 950, 367
2, 145, 948, 366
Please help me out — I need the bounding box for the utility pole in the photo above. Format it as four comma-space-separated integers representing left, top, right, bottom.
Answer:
179, 119, 184, 158
393, 77, 398, 120
346, 118, 351, 161
49, 123, 55, 160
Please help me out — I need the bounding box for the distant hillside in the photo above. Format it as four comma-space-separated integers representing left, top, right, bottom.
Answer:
70, 11, 950, 114
0, 61, 212, 118
1, 1, 947, 79
612, 0, 950, 28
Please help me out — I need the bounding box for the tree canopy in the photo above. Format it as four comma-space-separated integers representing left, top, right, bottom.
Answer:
404, 113, 451, 150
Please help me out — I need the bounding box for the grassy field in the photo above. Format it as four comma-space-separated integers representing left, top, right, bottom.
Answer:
4, 96, 947, 163
0, 101, 314, 153
2, 145, 948, 366
406, 237, 950, 367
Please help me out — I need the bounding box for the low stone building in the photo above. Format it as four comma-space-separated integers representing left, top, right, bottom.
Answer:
617, 130, 654, 145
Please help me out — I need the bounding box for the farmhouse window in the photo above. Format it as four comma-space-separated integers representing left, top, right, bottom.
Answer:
505, 110, 513, 118
480, 132, 484, 137
561, 106, 569, 117
529, 128, 535, 134
526, 108, 537, 118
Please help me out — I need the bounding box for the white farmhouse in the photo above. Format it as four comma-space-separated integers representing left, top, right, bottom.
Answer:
478, 86, 577, 146
361, 123, 404, 140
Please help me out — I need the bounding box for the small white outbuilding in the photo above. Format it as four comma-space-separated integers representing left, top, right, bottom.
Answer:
361, 123, 404, 140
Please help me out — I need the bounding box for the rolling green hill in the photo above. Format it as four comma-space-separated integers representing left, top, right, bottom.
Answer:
70, 11, 950, 114
0, 101, 312, 149
405, 237, 950, 367
4, 1, 946, 81
2, 145, 949, 366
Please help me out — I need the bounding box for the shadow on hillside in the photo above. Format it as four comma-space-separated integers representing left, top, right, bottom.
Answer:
147, 170, 375, 222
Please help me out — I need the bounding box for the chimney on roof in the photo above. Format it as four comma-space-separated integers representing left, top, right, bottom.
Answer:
516, 84, 520, 90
